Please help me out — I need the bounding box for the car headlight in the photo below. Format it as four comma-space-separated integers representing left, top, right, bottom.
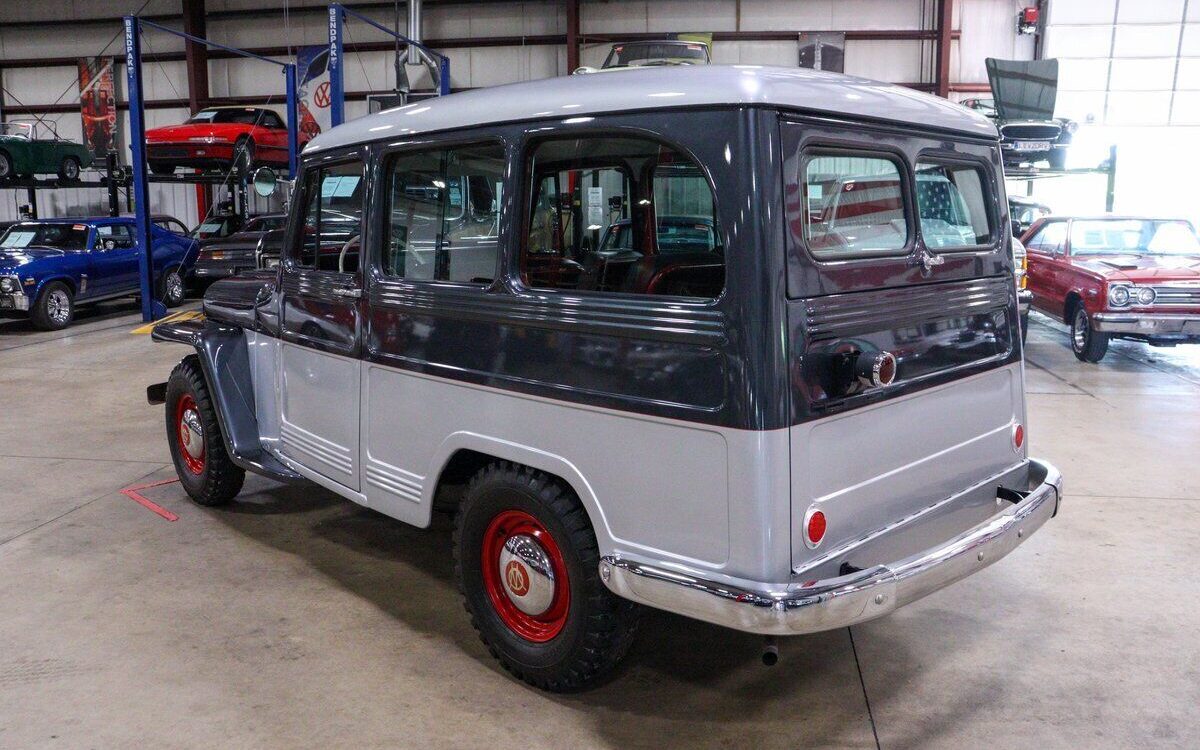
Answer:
1064, 120, 1079, 135
0, 276, 18, 293
1108, 285, 1131, 307
1135, 286, 1156, 306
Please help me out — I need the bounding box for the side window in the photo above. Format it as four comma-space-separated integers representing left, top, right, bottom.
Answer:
522, 135, 724, 299
915, 160, 993, 248
801, 153, 908, 258
1026, 221, 1066, 254
262, 112, 285, 129
97, 224, 134, 248
293, 160, 364, 273
381, 142, 504, 283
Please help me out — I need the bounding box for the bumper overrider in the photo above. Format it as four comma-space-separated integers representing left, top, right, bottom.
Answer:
1018, 288, 1032, 315
600, 458, 1062, 636
1092, 312, 1200, 336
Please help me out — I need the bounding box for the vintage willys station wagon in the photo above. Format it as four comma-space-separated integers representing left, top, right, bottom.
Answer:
148, 65, 1063, 690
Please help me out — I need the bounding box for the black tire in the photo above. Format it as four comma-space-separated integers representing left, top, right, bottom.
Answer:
0, 150, 13, 179
160, 266, 186, 308
1020, 311, 1029, 344
453, 462, 638, 692
1070, 304, 1108, 363
57, 156, 81, 182
165, 355, 245, 506
30, 281, 74, 331
149, 161, 176, 176
233, 137, 255, 174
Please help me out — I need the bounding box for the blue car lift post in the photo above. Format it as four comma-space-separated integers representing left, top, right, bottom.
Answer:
327, 2, 451, 128
123, 16, 300, 323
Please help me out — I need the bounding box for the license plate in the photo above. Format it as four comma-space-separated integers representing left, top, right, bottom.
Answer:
1013, 141, 1050, 152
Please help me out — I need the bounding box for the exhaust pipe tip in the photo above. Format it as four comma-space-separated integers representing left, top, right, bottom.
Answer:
761, 638, 779, 667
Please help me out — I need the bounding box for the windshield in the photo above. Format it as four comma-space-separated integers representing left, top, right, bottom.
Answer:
187, 108, 264, 125
244, 215, 287, 233
1070, 219, 1200, 257
602, 42, 709, 68
601, 219, 717, 254
0, 223, 89, 251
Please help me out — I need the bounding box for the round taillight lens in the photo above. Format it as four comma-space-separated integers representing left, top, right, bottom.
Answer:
805, 508, 827, 548
1012, 423, 1025, 452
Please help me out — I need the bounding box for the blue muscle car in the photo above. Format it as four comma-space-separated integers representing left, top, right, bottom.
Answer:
0, 217, 196, 330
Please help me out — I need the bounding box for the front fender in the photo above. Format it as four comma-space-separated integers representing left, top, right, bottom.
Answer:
151, 319, 302, 484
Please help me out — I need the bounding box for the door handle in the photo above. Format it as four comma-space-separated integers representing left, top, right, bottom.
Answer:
332, 288, 362, 299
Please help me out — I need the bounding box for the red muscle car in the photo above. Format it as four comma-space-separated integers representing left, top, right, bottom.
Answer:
144, 106, 299, 175
1023, 216, 1200, 362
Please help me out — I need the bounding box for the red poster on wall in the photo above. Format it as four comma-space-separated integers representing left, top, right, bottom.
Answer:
78, 57, 118, 161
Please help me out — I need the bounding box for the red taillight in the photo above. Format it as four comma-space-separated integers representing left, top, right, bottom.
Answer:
805, 508, 827, 548
1012, 423, 1025, 451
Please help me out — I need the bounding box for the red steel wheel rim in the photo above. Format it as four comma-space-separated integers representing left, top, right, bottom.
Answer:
481, 509, 570, 642
175, 393, 205, 475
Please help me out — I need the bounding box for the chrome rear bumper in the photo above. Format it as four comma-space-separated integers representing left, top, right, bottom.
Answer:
600, 459, 1062, 636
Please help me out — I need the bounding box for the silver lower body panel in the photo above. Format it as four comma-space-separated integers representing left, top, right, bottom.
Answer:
600, 458, 1061, 636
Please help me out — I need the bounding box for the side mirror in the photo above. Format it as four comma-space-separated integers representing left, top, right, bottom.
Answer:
252, 166, 278, 197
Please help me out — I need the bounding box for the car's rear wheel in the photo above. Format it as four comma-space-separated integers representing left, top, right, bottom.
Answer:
165, 355, 245, 506
453, 462, 638, 692
57, 156, 81, 181
1071, 305, 1108, 363
160, 266, 186, 307
149, 161, 176, 175
30, 281, 74, 331
0, 150, 14, 179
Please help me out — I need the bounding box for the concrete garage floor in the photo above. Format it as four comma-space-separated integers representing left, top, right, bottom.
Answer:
1, 305, 1198, 750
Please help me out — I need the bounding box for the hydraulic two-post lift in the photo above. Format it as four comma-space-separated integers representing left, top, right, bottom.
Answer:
123, 15, 300, 323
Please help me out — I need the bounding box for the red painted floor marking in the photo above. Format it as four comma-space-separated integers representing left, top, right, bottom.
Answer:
120, 478, 181, 522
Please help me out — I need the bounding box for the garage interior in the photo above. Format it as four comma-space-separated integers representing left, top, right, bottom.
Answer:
2, 1, 1199, 748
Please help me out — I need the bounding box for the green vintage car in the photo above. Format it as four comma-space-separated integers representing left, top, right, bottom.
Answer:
0, 121, 94, 181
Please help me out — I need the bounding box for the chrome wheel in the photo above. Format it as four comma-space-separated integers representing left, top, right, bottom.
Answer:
46, 289, 71, 324
1072, 308, 1089, 353
61, 158, 80, 180
165, 270, 184, 305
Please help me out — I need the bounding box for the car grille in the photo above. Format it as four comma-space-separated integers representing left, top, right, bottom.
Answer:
1150, 284, 1200, 306
1001, 123, 1062, 140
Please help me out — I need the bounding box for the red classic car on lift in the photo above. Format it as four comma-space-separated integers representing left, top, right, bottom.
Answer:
1023, 216, 1200, 362
144, 106, 298, 175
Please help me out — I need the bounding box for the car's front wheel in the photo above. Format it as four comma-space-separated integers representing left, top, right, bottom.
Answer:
57, 156, 81, 181
0, 150, 15, 180
165, 356, 245, 506
453, 462, 638, 692
1071, 305, 1108, 362
30, 281, 74, 331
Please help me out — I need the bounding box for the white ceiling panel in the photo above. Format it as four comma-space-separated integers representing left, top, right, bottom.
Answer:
1049, 0, 1118, 26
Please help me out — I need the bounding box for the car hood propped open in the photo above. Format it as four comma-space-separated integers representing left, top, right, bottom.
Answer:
986, 58, 1059, 121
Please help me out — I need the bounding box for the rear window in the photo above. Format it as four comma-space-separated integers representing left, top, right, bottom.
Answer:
915, 160, 993, 248
801, 153, 908, 259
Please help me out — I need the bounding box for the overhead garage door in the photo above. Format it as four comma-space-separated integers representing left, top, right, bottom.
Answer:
1044, 0, 1200, 125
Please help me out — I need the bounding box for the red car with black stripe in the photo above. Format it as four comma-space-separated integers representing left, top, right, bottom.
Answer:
144, 106, 300, 175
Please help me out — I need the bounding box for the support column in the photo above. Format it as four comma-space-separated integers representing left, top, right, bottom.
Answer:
183, 0, 211, 219
935, 0, 954, 98
566, 0, 580, 73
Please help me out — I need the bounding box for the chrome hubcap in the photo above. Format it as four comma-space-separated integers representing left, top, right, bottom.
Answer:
498, 534, 557, 616
166, 272, 183, 301
1072, 309, 1088, 350
47, 290, 70, 323
179, 409, 204, 459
